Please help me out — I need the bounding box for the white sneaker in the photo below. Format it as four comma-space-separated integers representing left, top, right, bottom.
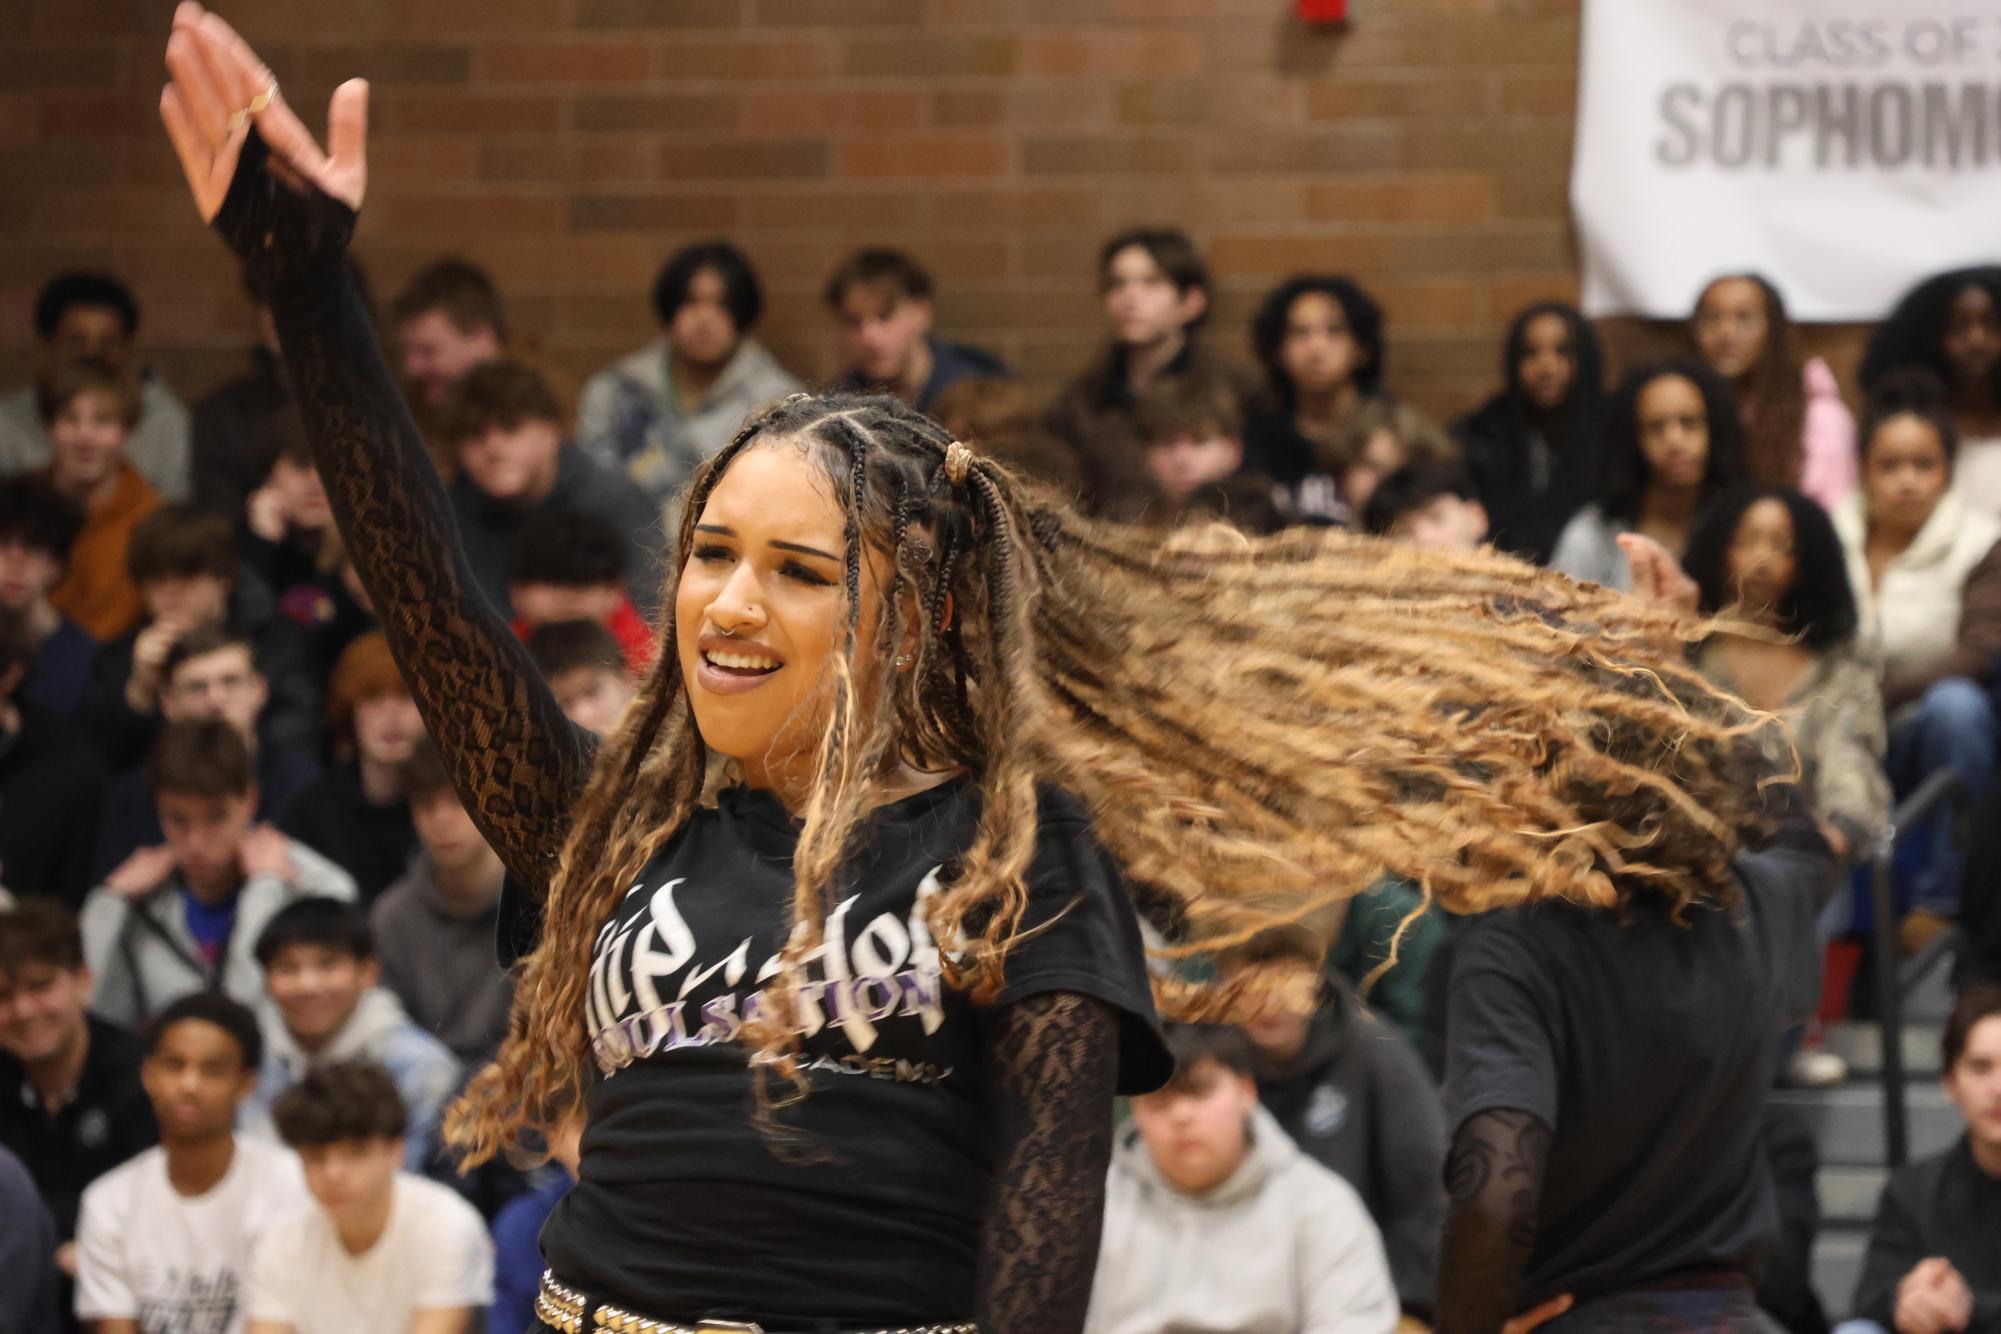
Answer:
1787, 1048, 1848, 1088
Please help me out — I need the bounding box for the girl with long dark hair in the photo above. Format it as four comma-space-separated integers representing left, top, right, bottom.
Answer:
162, 10, 1785, 1329
1690, 273, 1856, 509
1861, 266, 2001, 518
1451, 300, 1607, 563
1244, 275, 1387, 519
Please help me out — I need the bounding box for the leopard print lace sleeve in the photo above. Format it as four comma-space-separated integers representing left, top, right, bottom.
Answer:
213, 130, 596, 901
976, 991, 1121, 1334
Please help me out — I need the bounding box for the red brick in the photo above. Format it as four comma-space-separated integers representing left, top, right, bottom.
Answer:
1306, 74, 1487, 121
403, 0, 567, 37
479, 41, 651, 84
0, 97, 36, 148
373, 191, 573, 234
1115, 79, 1297, 126
369, 136, 482, 185
654, 35, 836, 81
568, 193, 743, 231
841, 34, 1020, 79
931, 88, 1005, 130
1492, 275, 1581, 318
1399, 123, 1571, 170
1307, 174, 1498, 224
738, 90, 924, 136
1207, 233, 1392, 279
297, 44, 472, 86
1371, 277, 1494, 329
1023, 135, 1196, 176
656, 138, 830, 181
1378, 226, 1573, 275
385, 93, 563, 134
477, 137, 652, 184
835, 135, 1010, 180
1497, 73, 1579, 117
752, 0, 922, 24
573, 93, 742, 134
737, 189, 930, 231
1023, 30, 1206, 77
1208, 127, 1400, 174
575, 0, 744, 27
36, 94, 150, 139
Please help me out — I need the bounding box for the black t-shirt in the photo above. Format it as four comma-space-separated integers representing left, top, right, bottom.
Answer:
1444, 840, 1825, 1307
537, 779, 1167, 1325
0, 1015, 157, 1240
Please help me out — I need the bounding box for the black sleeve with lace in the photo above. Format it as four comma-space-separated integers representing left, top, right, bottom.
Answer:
1435, 1107, 1551, 1334
211, 131, 594, 902
976, 991, 1121, 1334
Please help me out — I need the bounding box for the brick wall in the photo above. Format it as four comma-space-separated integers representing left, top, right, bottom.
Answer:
0, 0, 1868, 428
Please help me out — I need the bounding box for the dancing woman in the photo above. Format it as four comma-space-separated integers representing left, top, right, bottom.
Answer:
161, 8, 1780, 1330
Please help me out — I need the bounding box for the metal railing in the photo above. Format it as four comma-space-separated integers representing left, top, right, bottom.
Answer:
1867, 767, 1963, 1168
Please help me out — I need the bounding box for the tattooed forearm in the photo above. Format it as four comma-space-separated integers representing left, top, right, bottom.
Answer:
1435, 1107, 1551, 1334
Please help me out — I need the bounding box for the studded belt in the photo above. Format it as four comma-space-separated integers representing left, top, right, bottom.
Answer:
535, 1271, 980, 1334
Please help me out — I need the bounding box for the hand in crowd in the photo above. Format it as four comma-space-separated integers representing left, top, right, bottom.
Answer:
244, 478, 290, 542
125, 615, 193, 713
161, 1, 369, 224
1502, 1292, 1574, 1334
103, 844, 177, 900
1895, 1256, 1974, 1334
1615, 533, 1698, 616
239, 823, 298, 882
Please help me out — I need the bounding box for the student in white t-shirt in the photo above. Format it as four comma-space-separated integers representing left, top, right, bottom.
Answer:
75, 991, 307, 1334
244, 1060, 491, 1334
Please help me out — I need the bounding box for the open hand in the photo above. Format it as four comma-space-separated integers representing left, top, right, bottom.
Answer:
1615, 532, 1698, 616
1895, 1257, 1974, 1334
238, 824, 299, 883
159, 1, 368, 223
104, 845, 178, 900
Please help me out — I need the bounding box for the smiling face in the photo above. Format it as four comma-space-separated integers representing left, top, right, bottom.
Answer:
49, 390, 129, 497
675, 439, 881, 794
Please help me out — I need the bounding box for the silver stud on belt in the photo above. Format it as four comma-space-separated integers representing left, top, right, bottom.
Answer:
539, 1271, 977, 1334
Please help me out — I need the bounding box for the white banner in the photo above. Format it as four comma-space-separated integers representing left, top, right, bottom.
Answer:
1573, 1, 2001, 321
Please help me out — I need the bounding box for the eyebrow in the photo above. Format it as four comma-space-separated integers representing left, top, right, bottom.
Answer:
695, 524, 841, 564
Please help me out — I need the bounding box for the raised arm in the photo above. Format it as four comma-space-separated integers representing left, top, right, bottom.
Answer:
160, 4, 593, 894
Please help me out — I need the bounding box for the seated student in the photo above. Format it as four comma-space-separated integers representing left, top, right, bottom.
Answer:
0, 1143, 60, 1334
87, 506, 320, 771
282, 528, 378, 690
1334, 398, 1461, 525
488, 1110, 583, 1334
1136, 372, 1255, 517
42, 358, 162, 642
1552, 359, 1750, 593
0, 608, 105, 907
0, 901, 156, 1271
239, 431, 335, 612
96, 624, 323, 879
279, 634, 419, 903
389, 258, 507, 416
1085, 1023, 1398, 1334
1835, 371, 2001, 952
527, 619, 636, 736
928, 377, 1085, 495
1362, 460, 1492, 552
82, 720, 356, 1028
242, 898, 461, 1173
439, 360, 664, 618
190, 282, 301, 522
1861, 267, 2001, 519
825, 247, 1009, 412
370, 742, 511, 1065
578, 240, 802, 505
74, 992, 309, 1334
1222, 930, 1446, 1317
1451, 301, 1607, 563
507, 507, 656, 670
1245, 274, 1388, 521
1842, 984, 2001, 1334
244, 1061, 493, 1334
0, 476, 94, 720
0, 272, 189, 500
1050, 229, 1256, 520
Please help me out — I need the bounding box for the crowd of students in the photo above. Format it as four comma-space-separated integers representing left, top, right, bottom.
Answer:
0, 232, 1997, 1333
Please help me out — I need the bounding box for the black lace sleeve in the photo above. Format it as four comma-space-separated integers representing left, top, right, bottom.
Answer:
976, 990, 1121, 1334
1435, 1107, 1551, 1334
210, 131, 594, 897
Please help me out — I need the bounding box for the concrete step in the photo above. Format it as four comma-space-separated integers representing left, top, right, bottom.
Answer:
1823, 1022, 1945, 1079
1811, 1231, 1868, 1320
1769, 1083, 1960, 1165
1904, 960, 1959, 1023
1815, 1164, 1887, 1226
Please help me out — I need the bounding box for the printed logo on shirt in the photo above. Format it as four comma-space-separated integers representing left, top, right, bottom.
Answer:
136, 1267, 239, 1334
1305, 1084, 1349, 1137
586, 864, 954, 1082
76, 1106, 110, 1149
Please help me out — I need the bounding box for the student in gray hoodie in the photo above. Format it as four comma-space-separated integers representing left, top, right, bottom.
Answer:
81, 718, 355, 1028
1086, 1024, 1398, 1334
577, 241, 802, 508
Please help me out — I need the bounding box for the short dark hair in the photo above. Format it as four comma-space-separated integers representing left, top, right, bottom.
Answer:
435, 359, 564, 447
528, 618, 627, 679
34, 271, 139, 341
1682, 486, 1859, 652
0, 607, 38, 687
654, 240, 763, 333
0, 475, 84, 560
1943, 983, 2001, 1071
1252, 275, 1386, 403
1137, 372, 1244, 447
1362, 460, 1479, 537
127, 505, 239, 586
1158, 1022, 1256, 1093
255, 896, 375, 968
389, 258, 507, 342
1860, 368, 1959, 465
823, 248, 933, 308
163, 622, 258, 687
148, 718, 255, 799
396, 738, 456, 805
0, 899, 84, 976
272, 1060, 408, 1147
1598, 359, 1748, 526
507, 508, 626, 589
1100, 227, 1211, 301
1178, 476, 1285, 537
36, 356, 142, 431
146, 991, 263, 1071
